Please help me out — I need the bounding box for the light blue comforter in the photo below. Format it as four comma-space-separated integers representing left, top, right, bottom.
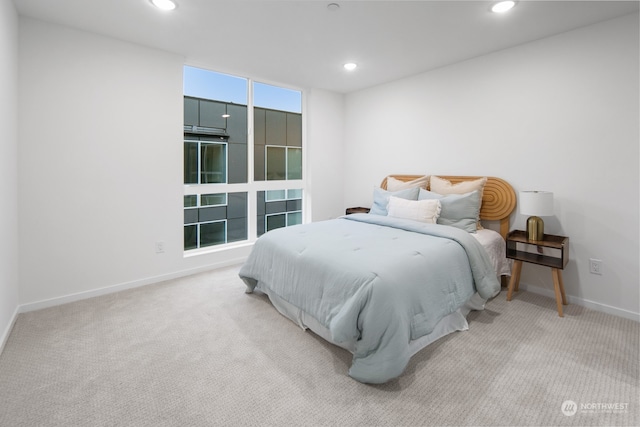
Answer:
239, 214, 500, 383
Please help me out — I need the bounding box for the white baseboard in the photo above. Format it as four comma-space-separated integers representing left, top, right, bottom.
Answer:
0, 305, 19, 355
10, 262, 638, 349
519, 282, 640, 322
19, 257, 247, 314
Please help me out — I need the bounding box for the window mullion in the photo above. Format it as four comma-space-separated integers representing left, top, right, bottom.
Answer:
247, 78, 257, 242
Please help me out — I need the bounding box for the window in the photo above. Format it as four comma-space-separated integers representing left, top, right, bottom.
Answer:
184, 140, 227, 184
265, 146, 302, 180
183, 66, 303, 253
184, 95, 247, 184
257, 189, 303, 236
183, 192, 248, 250
253, 105, 302, 181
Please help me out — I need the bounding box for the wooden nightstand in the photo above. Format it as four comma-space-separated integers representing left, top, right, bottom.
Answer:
345, 207, 370, 215
506, 230, 569, 317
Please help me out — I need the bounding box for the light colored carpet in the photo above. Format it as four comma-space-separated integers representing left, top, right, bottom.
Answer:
0, 265, 637, 426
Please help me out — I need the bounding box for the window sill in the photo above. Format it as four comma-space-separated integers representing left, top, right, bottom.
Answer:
183, 240, 254, 258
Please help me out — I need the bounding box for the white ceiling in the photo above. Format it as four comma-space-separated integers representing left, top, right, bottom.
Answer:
12, 0, 640, 93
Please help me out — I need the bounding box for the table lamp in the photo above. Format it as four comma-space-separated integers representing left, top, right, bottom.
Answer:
519, 191, 554, 241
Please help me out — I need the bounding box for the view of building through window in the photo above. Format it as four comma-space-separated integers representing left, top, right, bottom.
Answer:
183, 66, 303, 251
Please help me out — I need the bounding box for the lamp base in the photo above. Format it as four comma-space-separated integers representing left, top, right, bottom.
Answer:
526, 216, 545, 241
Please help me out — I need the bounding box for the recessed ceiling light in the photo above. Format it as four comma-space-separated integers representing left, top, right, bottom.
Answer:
344, 63, 357, 71
491, 1, 515, 13
151, 0, 177, 11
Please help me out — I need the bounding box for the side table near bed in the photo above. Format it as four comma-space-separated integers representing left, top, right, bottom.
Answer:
505, 230, 569, 317
345, 207, 371, 215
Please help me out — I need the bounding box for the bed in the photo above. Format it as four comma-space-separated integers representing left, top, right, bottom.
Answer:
239, 175, 516, 384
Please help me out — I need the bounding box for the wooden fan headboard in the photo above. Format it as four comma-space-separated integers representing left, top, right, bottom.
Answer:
380, 175, 516, 239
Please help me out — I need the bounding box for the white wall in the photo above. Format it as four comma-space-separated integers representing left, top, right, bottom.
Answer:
17, 18, 345, 310
0, 0, 19, 349
343, 14, 639, 319
306, 89, 346, 221
18, 18, 255, 309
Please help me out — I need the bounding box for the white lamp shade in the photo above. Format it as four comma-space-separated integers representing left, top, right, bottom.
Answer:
519, 191, 554, 217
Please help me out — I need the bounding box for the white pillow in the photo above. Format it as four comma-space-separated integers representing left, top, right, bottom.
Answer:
429, 176, 487, 197
387, 196, 441, 224
386, 175, 429, 192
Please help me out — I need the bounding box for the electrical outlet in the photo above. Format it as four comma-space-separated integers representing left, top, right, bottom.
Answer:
155, 241, 165, 254
589, 258, 602, 275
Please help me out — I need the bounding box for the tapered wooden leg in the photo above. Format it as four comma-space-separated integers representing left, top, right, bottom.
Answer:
557, 269, 567, 305
507, 260, 523, 301
514, 261, 522, 292
552, 268, 565, 317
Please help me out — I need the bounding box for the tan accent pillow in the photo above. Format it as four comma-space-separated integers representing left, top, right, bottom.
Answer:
386, 175, 429, 192
429, 176, 487, 228
387, 196, 441, 224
